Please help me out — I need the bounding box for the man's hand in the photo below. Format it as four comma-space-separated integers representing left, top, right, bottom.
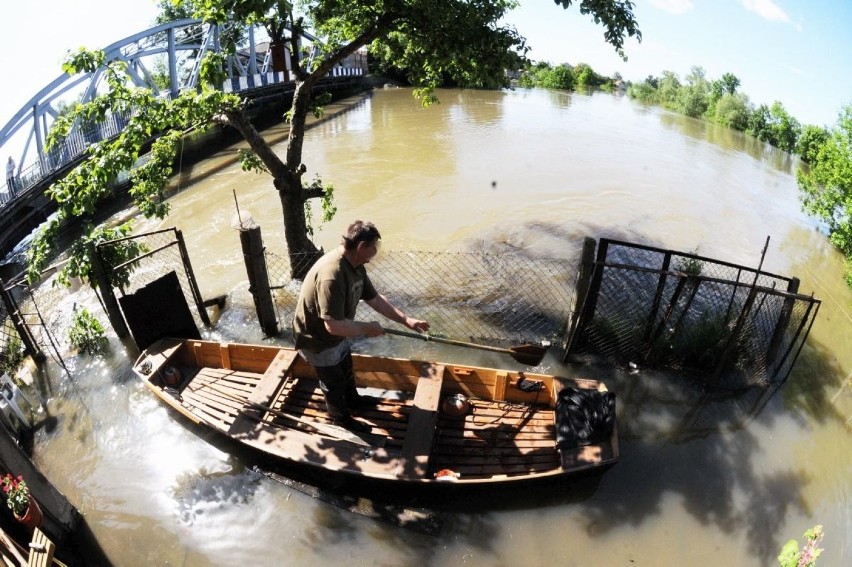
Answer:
405, 317, 430, 333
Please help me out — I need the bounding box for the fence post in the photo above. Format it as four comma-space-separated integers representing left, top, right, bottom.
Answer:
566, 238, 609, 356
239, 225, 278, 337
766, 277, 800, 376
709, 285, 760, 387
563, 237, 596, 361
0, 281, 44, 360
175, 229, 211, 327
643, 251, 672, 344
90, 250, 130, 338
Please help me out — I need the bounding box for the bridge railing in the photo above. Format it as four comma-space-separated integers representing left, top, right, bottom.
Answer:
0, 17, 367, 212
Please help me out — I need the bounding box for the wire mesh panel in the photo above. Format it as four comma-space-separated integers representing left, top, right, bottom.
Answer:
98, 228, 208, 332
0, 274, 88, 372
265, 249, 578, 346
0, 287, 25, 375
571, 239, 820, 391
12, 283, 64, 355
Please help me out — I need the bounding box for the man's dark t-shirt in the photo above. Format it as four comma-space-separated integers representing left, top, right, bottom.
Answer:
293, 248, 378, 352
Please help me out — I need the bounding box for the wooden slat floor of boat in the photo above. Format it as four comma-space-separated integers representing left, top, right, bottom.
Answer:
267, 377, 412, 445
178, 368, 264, 430
182, 388, 243, 427
193, 368, 261, 390
229, 350, 301, 436
430, 398, 560, 479
174, 364, 568, 480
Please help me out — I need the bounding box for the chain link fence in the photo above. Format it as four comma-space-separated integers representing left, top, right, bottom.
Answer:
0, 286, 26, 376
569, 239, 820, 391
97, 227, 209, 332
265, 249, 579, 346
5, 231, 820, 405
1, 270, 97, 380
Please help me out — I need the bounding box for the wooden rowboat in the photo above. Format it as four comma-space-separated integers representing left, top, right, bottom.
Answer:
132, 338, 619, 487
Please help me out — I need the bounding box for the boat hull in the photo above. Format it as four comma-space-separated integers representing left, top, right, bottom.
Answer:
132, 338, 619, 489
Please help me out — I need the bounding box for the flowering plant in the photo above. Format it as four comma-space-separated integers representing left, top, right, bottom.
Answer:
2, 473, 31, 517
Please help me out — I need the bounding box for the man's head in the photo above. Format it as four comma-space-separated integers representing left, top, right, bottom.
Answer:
342, 220, 381, 250
342, 220, 381, 265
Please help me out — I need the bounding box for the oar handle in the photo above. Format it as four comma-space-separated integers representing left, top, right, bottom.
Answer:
382, 327, 510, 354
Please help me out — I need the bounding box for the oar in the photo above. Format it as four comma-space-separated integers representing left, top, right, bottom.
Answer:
383, 328, 549, 366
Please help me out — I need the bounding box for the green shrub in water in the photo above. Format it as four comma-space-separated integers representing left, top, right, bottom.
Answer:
68, 308, 108, 355
0, 331, 25, 376
778, 525, 823, 567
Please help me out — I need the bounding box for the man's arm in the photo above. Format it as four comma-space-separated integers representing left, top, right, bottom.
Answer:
365, 294, 430, 333
324, 317, 384, 338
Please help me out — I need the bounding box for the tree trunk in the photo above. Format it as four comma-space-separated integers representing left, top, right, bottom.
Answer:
224, 103, 321, 279
279, 177, 322, 278
278, 80, 323, 279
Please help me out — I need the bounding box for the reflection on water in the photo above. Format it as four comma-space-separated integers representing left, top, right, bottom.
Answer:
28, 88, 852, 565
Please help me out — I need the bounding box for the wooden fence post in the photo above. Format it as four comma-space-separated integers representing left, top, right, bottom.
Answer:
240, 226, 279, 337
563, 237, 596, 361
643, 251, 672, 344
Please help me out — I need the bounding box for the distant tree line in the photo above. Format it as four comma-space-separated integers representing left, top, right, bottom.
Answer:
628, 67, 852, 288
626, 66, 827, 156
520, 62, 852, 291
518, 61, 620, 92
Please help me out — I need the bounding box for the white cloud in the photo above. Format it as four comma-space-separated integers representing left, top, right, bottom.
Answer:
738, 0, 791, 23
649, 0, 694, 14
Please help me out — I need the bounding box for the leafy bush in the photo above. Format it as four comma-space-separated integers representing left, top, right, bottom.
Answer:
796, 125, 829, 163
712, 93, 751, 131
0, 331, 24, 376
778, 525, 823, 567
68, 308, 109, 355
539, 65, 575, 90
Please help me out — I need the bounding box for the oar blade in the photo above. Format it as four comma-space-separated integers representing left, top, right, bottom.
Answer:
509, 344, 549, 366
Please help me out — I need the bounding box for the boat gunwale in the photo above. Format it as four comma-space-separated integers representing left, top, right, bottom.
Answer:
132, 338, 619, 487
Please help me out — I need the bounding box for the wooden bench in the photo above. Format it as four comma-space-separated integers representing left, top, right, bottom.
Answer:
228, 349, 300, 436
27, 528, 55, 567
396, 363, 445, 479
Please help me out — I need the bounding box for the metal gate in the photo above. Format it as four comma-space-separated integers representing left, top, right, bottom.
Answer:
567, 238, 820, 391
96, 228, 211, 337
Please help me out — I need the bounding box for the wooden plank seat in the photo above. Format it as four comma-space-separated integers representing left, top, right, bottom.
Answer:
396, 363, 445, 479
228, 350, 300, 436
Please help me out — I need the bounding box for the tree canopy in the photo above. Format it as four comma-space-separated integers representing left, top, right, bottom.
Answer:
28, 0, 641, 284
627, 69, 806, 154
797, 104, 852, 283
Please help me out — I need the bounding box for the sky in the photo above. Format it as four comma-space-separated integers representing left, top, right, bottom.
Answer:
0, 0, 850, 148
510, 0, 852, 127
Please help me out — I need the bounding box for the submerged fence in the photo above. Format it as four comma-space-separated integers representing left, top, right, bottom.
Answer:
567, 238, 820, 391
265, 249, 578, 347
3, 228, 821, 403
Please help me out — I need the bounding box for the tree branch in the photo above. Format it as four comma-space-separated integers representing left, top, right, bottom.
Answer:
222, 108, 291, 181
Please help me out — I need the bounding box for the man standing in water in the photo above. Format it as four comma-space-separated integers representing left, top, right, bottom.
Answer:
293, 220, 430, 433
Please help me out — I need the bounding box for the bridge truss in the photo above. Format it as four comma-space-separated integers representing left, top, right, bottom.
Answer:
0, 18, 366, 203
